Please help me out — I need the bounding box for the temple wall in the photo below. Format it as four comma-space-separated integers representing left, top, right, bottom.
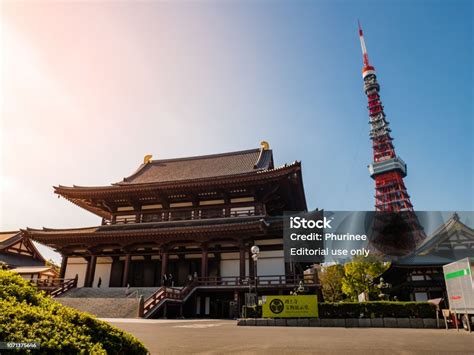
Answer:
65, 257, 87, 287
93, 257, 112, 288
256, 258, 285, 276
220, 259, 239, 277
255, 250, 284, 276
219, 249, 285, 277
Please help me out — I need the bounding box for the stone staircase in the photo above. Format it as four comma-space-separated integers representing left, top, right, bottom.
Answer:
56, 298, 140, 318
57, 287, 159, 299
55, 287, 160, 318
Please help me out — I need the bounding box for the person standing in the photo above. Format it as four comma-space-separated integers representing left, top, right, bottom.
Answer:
168, 273, 174, 287
162, 273, 168, 287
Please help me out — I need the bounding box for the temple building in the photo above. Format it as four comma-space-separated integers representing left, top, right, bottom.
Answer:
1, 231, 45, 268
0, 231, 58, 282
23, 143, 318, 318
382, 213, 474, 302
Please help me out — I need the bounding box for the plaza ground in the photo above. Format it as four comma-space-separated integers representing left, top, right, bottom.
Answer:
104, 318, 474, 354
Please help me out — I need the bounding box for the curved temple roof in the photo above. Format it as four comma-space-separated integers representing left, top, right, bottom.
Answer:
118, 148, 274, 185
51, 146, 306, 219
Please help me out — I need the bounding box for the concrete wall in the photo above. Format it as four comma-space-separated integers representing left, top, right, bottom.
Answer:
65, 257, 88, 287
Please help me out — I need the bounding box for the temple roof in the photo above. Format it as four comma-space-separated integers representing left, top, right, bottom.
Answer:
0, 231, 46, 266
0, 231, 22, 249
51, 145, 306, 219
12, 266, 54, 274
118, 148, 274, 185
392, 213, 474, 266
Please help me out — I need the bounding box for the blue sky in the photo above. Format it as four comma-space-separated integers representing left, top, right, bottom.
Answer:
1, 0, 472, 248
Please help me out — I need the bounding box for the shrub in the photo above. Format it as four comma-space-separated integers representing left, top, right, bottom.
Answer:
319, 301, 437, 319
0, 270, 148, 354
0, 269, 45, 305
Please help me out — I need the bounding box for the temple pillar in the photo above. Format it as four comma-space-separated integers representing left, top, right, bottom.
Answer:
88, 255, 97, 287
59, 255, 68, 279
122, 254, 131, 287
161, 250, 169, 283
83, 256, 91, 287
201, 244, 208, 279
239, 243, 246, 279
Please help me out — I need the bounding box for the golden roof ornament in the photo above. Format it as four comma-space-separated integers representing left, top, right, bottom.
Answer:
260, 141, 270, 150
143, 154, 153, 164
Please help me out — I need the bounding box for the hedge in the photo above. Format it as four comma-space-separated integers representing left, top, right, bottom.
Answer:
319, 301, 437, 319
0, 270, 148, 354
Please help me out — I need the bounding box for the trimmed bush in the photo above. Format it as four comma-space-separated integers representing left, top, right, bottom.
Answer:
0, 270, 148, 354
319, 301, 437, 319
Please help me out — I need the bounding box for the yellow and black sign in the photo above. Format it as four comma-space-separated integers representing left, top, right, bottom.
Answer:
261, 295, 318, 318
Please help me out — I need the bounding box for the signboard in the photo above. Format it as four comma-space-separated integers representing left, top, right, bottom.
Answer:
261, 295, 318, 318
443, 258, 474, 312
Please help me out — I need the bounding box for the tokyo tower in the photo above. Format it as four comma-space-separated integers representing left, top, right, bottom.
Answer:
358, 22, 425, 255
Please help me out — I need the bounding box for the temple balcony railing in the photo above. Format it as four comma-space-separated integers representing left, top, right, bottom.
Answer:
196, 274, 319, 287
103, 204, 265, 225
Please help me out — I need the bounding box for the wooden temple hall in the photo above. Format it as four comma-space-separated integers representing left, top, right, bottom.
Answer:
23, 143, 319, 318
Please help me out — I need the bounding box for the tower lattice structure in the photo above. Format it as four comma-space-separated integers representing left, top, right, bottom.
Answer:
358, 22, 413, 212
358, 22, 425, 255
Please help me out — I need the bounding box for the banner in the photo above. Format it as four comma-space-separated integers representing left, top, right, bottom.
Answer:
261, 295, 318, 318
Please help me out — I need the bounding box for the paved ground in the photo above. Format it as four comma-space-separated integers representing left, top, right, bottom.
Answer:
104, 318, 474, 355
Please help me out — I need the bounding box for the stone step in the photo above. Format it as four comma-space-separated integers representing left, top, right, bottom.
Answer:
56, 298, 140, 318
58, 287, 159, 299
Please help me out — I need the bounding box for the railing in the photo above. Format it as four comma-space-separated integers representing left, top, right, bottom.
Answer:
197, 274, 318, 287
143, 287, 183, 316
31, 277, 78, 297
103, 205, 264, 225
141, 274, 318, 318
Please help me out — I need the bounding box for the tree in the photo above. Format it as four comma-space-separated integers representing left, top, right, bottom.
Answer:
341, 255, 390, 301
319, 264, 345, 302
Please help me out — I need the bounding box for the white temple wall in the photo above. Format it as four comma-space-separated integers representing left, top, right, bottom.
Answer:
93, 257, 112, 288
220, 259, 239, 277
64, 257, 87, 287
219, 249, 285, 277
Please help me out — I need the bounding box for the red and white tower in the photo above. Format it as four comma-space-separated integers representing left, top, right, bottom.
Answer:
358, 22, 425, 255
358, 21, 412, 212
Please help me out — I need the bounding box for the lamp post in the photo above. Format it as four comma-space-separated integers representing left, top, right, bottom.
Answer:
251, 245, 260, 316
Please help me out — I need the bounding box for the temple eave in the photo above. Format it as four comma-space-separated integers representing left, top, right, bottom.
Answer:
53, 163, 302, 197
23, 217, 282, 248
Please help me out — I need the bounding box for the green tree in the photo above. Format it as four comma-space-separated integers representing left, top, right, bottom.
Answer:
341, 255, 390, 301
319, 264, 345, 302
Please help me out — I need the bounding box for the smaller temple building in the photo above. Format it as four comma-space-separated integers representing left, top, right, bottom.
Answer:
23, 143, 319, 318
0, 231, 57, 281
1, 230, 45, 268
383, 213, 474, 302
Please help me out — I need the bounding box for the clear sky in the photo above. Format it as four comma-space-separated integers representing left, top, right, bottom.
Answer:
1, 0, 472, 261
